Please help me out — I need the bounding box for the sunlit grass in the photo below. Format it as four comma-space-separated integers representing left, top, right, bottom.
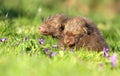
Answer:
0, 12, 120, 76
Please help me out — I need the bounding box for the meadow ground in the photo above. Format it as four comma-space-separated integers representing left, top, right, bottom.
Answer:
0, 0, 120, 75
0, 13, 120, 76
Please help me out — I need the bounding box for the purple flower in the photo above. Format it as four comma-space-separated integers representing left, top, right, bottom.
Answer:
64, 48, 66, 51
71, 48, 74, 53
23, 37, 27, 42
109, 53, 117, 68
0, 38, 7, 42
38, 38, 44, 44
44, 48, 49, 53
49, 52, 57, 58
103, 48, 109, 57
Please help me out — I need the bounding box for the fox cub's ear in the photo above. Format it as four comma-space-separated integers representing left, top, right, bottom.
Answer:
60, 24, 65, 31
81, 23, 93, 35
81, 26, 87, 34
59, 19, 67, 31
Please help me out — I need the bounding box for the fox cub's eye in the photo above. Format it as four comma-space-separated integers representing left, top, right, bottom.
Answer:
61, 26, 64, 30
60, 25, 64, 31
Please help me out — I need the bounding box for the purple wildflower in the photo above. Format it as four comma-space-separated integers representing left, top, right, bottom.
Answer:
44, 48, 49, 53
103, 48, 109, 57
109, 53, 117, 68
64, 48, 66, 51
0, 38, 7, 42
71, 48, 74, 53
38, 38, 44, 44
49, 52, 57, 58
23, 37, 27, 42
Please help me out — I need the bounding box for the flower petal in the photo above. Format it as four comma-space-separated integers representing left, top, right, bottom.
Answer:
109, 53, 117, 68
38, 38, 44, 44
0, 38, 7, 42
49, 52, 57, 58
44, 48, 49, 53
23, 37, 27, 42
103, 48, 109, 57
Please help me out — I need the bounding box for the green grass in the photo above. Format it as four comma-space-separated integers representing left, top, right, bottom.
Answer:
0, 12, 120, 76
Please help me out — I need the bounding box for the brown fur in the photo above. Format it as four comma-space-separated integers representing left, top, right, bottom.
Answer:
39, 14, 68, 38
63, 16, 108, 51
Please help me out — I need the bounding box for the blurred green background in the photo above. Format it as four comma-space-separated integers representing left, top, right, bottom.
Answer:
0, 0, 120, 76
0, 0, 120, 19
0, 0, 120, 48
